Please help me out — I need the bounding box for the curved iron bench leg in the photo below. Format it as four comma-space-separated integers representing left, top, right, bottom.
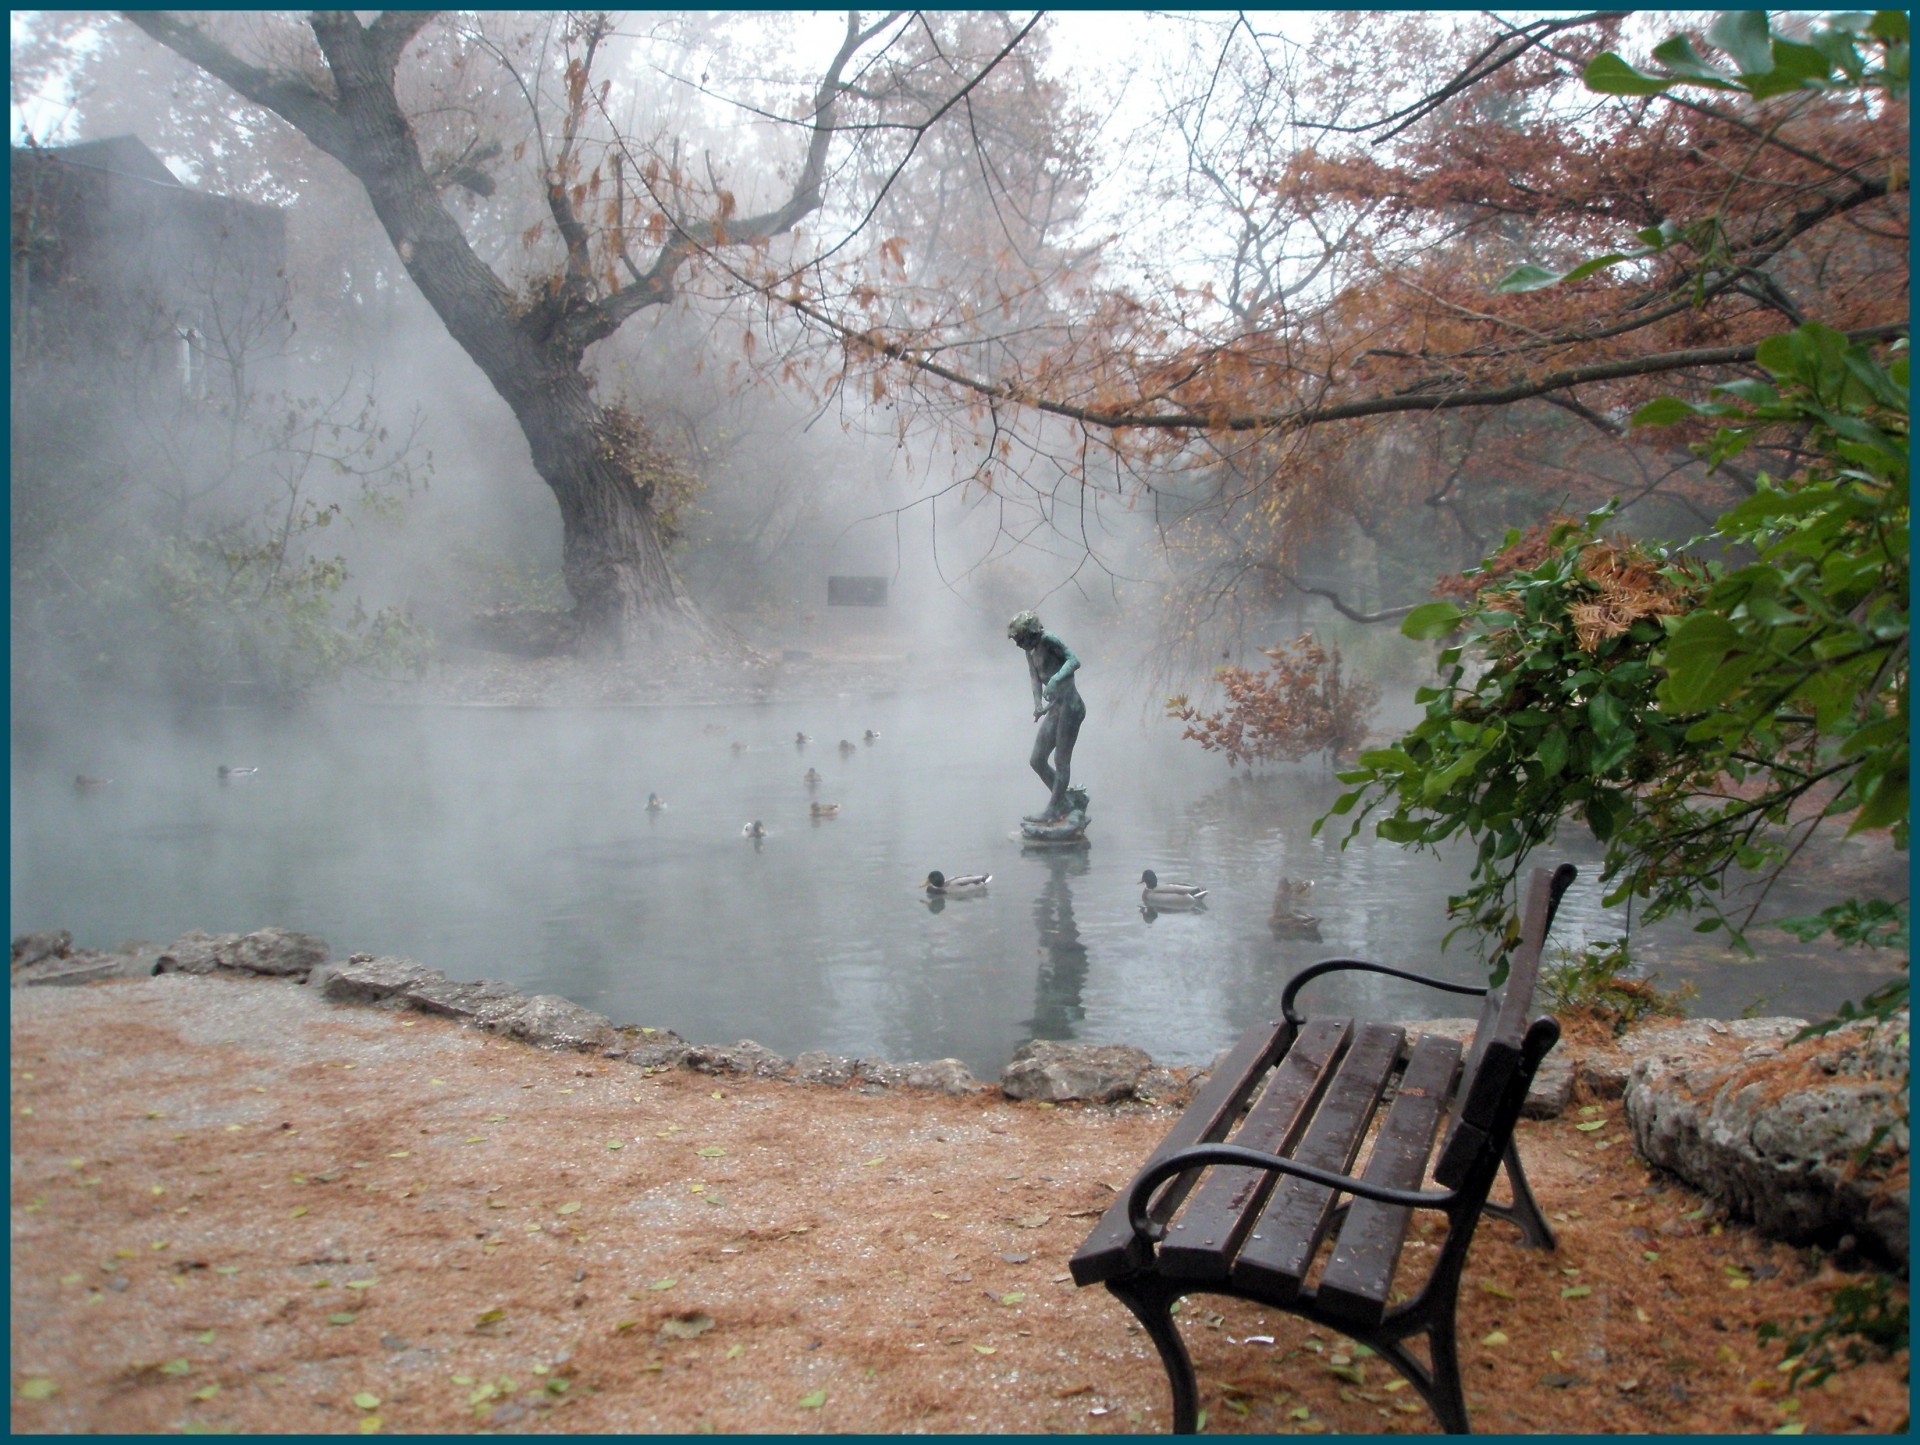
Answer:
1105, 1276, 1200, 1433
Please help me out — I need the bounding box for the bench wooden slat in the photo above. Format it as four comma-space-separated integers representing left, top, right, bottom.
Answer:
1068, 1017, 1297, 1287
1314, 1032, 1464, 1329
1157, 1017, 1352, 1282
1228, 1021, 1405, 1300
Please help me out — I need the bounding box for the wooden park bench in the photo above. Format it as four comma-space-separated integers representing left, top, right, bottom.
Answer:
1069, 862, 1577, 1434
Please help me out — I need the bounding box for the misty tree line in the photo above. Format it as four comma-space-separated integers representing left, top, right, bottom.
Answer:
9, 12, 1905, 700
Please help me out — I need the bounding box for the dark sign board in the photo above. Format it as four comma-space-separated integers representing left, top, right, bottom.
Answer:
827, 575, 888, 607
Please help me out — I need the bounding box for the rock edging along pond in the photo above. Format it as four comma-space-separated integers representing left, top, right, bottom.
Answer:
11, 925, 1907, 1264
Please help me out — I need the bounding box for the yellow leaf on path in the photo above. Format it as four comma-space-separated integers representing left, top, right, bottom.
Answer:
430, 1079, 446, 1087
606, 1141, 624, 1151
18, 1378, 58, 1400
558, 1202, 582, 1215
192, 1383, 220, 1401
697, 1146, 727, 1158
353, 1391, 381, 1410
159, 1359, 192, 1376
1482, 1331, 1509, 1346
387, 1151, 410, 1159
195, 1331, 215, 1344
291, 1206, 309, 1218
798, 1389, 827, 1408
972, 1344, 997, 1355
648, 1278, 677, 1291
359, 1417, 383, 1434
345, 1280, 375, 1291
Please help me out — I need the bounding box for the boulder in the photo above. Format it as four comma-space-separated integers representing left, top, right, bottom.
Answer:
485, 994, 618, 1053
11, 929, 73, 972
623, 1029, 693, 1072
152, 928, 329, 982
685, 1039, 791, 1078
319, 955, 448, 1006
900, 1059, 982, 1097
1001, 1039, 1152, 1103
793, 1051, 857, 1087
1625, 1012, 1908, 1266
404, 976, 530, 1026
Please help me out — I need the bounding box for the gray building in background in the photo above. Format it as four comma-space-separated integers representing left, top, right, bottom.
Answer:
10, 133, 288, 402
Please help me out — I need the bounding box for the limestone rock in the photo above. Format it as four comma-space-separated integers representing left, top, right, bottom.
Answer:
899, 1059, 982, 1097
1625, 1012, 1908, 1266
1001, 1040, 1152, 1103
319, 955, 447, 1006
485, 994, 617, 1053
623, 1029, 693, 1071
685, 1039, 790, 1078
11, 929, 73, 973
152, 928, 329, 982
404, 976, 529, 1026
793, 1051, 857, 1087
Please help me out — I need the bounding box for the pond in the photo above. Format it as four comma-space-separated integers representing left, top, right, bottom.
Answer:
11, 679, 1901, 1079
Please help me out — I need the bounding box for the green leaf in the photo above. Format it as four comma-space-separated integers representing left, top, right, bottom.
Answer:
797, 1389, 827, 1409
1494, 262, 1568, 293
1584, 51, 1683, 95
353, 1392, 382, 1411
1401, 601, 1465, 640
1709, 10, 1776, 76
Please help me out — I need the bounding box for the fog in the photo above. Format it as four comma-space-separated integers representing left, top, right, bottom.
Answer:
13, 12, 1900, 1072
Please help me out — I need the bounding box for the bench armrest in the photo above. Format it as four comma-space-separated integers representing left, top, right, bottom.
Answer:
1125, 1142, 1458, 1243
1281, 959, 1486, 1026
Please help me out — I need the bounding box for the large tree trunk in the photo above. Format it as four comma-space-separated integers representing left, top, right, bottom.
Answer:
518, 372, 715, 657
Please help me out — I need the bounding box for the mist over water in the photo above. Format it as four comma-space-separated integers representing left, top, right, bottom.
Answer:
11, 675, 1897, 1079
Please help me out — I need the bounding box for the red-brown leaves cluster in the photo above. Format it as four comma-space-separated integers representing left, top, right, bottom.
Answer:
1166, 633, 1379, 768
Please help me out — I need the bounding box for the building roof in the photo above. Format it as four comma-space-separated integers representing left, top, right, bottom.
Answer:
17, 134, 185, 188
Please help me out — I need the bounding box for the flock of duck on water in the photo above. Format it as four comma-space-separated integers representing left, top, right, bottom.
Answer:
74, 739, 1321, 930
637, 727, 1324, 928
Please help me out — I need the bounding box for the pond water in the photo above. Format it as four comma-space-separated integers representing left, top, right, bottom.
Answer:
10, 680, 1901, 1079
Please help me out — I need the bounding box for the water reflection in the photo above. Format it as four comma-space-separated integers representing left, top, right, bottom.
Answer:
1025, 849, 1090, 1040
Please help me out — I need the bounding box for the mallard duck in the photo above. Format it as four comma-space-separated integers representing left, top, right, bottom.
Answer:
838, 738, 856, 755
794, 731, 812, 746
1141, 868, 1208, 908
803, 767, 823, 786
645, 792, 666, 812
742, 819, 766, 839
73, 774, 112, 790
217, 764, 259, 778
924, 870, 990, 897
862, 729, 881, 743
730, 741, 749, 755
809, 802, 840, 818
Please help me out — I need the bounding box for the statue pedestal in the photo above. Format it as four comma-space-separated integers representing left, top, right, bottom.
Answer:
1018, 788, 1090, 846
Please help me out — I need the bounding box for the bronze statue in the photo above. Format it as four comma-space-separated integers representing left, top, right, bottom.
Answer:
1008, 610, 1088, 834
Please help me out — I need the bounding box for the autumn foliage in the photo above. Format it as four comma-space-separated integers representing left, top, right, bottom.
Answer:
1166, 634, 1379, 769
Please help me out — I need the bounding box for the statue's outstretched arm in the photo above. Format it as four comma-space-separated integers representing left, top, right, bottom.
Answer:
1041, 635, 1080, 700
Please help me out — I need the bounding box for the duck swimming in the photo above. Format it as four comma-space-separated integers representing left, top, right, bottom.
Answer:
217, 765, 259, 778
838, 739, 856, 756
794, 732, 812, 746
803, 767, 823, 786
923, 870, 990, 897
862, 729, 881, 743
742, 820, 766, 839
645, 792, 666, 812
73, 774, 112, 790
809, 802, 840, 818
1140, 868, 1208, 908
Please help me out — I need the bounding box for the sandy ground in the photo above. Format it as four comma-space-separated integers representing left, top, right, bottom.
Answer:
9, 974, 1909, 1435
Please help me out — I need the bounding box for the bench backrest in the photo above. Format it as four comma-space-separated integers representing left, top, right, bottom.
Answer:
1431, 862, 1576, 1188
